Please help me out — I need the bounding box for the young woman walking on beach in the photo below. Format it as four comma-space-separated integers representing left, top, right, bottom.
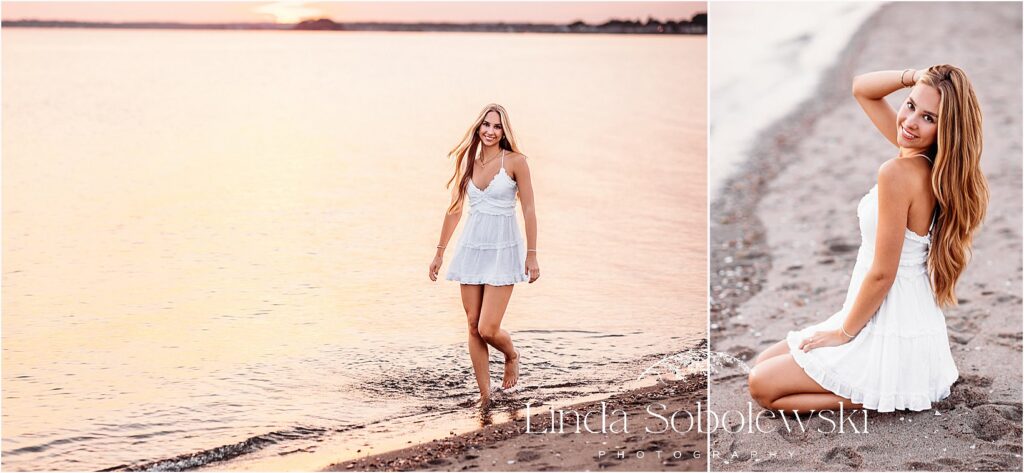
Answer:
748, 65, 988, 413
428, 103, 540, 409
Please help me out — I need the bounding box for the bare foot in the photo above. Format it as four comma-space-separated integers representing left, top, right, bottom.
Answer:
476, 396, 491, 410
502, 349, 521, 389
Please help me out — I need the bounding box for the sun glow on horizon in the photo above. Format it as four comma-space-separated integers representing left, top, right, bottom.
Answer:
1, 1, 706, 26
253, 1, 324, 24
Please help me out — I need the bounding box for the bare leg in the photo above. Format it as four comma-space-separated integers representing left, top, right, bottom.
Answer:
477, 284, 519, 389
460, 284, 490, 405
752, 339, 791, 367
748, 354, 863, 414
772, 392, 864, 412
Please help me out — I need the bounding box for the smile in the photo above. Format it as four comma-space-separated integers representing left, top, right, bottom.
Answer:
900, 126, 918, 140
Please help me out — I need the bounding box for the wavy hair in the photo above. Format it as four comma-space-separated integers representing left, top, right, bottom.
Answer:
445, 104, 521, 214
919, 65, 989, 306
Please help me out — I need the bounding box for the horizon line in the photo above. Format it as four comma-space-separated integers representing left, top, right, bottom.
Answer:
2, 13, 706, 27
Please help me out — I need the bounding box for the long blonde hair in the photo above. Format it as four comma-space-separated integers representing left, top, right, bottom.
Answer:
919, 65, 989, 307
445, 104, 522, 213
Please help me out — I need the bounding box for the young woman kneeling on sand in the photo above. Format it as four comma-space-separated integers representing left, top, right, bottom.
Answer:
748, 65, 989, 413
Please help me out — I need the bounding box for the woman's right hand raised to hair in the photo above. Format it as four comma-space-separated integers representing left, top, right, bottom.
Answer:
852, 68, 927, 147
428, 255, 443, 282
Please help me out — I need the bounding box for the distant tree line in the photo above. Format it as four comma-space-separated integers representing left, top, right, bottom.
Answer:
2, 12, 708, 35
294, 12, 708, 35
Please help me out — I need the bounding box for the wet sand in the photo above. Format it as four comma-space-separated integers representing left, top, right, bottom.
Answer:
710, 2, 1022, 471
321, 370, 707, 471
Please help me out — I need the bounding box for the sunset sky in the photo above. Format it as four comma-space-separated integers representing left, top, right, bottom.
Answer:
1, 1, 706, 24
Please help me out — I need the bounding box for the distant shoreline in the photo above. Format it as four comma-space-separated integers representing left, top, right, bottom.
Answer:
0, 16, 707, 35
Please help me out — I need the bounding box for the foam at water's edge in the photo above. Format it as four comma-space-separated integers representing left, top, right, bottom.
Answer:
709, 2, 882, 197
103, 338, 709, 472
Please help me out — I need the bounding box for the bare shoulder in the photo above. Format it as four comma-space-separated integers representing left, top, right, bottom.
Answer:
877, 157, 930, 195
505, 151, 529, 163
505, 151, 530, 172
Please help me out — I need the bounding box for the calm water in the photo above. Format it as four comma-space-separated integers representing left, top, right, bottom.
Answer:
709, 1, 879, 196
2, 28, 707, 471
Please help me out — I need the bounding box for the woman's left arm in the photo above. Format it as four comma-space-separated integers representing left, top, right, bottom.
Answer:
513, 155, 540, 283
800, 159, 913, 351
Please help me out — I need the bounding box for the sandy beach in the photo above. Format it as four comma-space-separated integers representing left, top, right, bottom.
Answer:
710, 2, 1022, 471
321, 367, 707, 471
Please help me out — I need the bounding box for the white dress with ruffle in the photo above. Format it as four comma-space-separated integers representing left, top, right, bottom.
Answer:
445, 150, 529, 286
785, 179, 959, 412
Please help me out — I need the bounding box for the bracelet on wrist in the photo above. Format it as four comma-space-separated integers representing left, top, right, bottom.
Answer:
840, 325, 857, 338
900, 69, 913, 87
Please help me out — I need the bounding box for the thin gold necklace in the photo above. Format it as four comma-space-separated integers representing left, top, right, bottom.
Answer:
476, 148, 501, 167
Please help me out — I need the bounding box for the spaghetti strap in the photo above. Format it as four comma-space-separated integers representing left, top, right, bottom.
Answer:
911, 153, 933, 163
499, 149, 505, 171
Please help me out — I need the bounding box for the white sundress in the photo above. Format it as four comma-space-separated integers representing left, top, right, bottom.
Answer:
445, 150, 529, 286
786, 160, 959, 412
